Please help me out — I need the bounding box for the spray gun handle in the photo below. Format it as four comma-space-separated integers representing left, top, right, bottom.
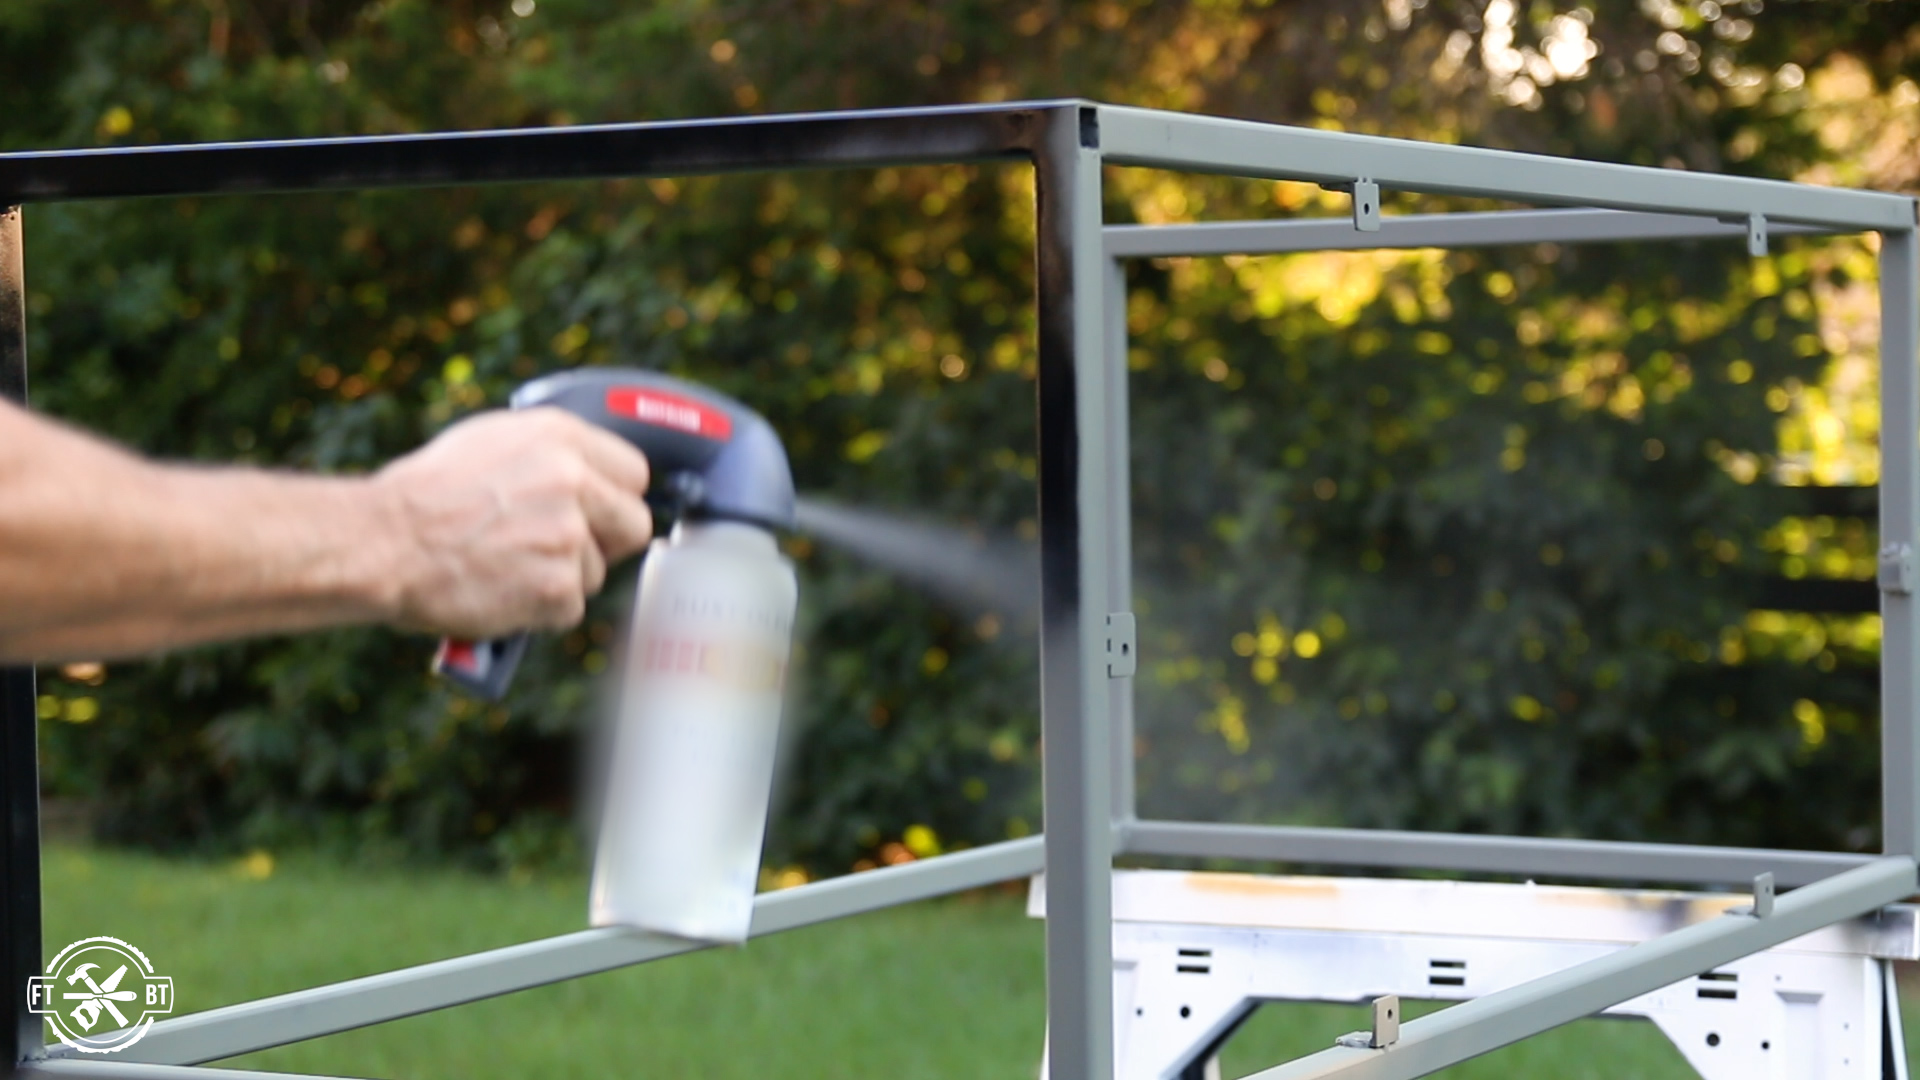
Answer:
510, 368, 795, 530
433, 634, 531, 702
429, 368, 794, 701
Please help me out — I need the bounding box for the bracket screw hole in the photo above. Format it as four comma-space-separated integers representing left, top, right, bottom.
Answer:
1180, 1005, 1191, 1019
1706, 1033, 1721, 1048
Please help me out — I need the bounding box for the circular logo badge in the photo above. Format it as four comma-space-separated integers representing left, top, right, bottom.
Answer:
30, 936, 174, 1053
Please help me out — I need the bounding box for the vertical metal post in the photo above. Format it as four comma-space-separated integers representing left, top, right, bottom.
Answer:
1104, 257, 1136, 825
0, 205, 44, 1067
1034, 107, 1115, 1080
0, 209, 25, 403
1881, 224, 1920, 857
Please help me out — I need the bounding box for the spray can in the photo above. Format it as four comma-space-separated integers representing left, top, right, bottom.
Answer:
432, 368, 799, 942
589, 519, 798, 942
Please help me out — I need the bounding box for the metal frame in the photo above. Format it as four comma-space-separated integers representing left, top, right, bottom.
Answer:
1037, 869, 1919, 1080
0, 100, 1914, 1080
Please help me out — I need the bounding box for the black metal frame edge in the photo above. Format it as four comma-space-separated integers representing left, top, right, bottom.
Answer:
1, 206, 44, 1069
0, 100, 1086, 204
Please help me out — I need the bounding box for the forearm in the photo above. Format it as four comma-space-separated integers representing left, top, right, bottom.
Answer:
0, 402, 409, 661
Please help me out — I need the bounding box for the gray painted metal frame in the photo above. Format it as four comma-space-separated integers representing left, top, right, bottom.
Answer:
93, 838, 1045, 1066
1242, 857, 1920, 1080
1095, 106, 1912, 230
1, 101, 1916, 1080
1103, 208, 1826, 259
1092, 120, 1920, 1077
1120, 820, 1878, 889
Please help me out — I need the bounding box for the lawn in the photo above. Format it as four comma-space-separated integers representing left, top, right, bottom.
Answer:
39, 845, 1859, 1078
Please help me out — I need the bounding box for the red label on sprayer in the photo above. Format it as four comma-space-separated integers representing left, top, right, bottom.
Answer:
439, 639, 480, 672
605, 388, 733, 440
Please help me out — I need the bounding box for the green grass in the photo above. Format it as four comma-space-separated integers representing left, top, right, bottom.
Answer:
35, 845, 1892, 1078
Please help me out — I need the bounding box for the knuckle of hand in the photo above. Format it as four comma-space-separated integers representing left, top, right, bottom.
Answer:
567, 515, 594, 550
537, 574, 579, 616
626, 511, 655, 553
534, 522, 584, 558
529, 408, 574, 435
542, 451, 587, 490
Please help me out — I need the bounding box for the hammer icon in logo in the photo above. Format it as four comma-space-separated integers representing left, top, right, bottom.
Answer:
62, 963, 132, 1032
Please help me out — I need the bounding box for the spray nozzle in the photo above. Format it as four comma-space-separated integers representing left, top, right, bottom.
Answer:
660, 470, 709, 519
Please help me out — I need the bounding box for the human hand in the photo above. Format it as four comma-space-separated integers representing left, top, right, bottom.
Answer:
373, 407, 653, 637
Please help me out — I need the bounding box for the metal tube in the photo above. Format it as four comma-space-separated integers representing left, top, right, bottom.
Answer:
0, 103, 1062, 205
1103, 209, 1833, 260
1882, 227, 1920, 857
1096, 106, 1915, 231
20, 1062, 361, 1080
0, 205, 44, 1071
0, 207, 26, 401
1881, 959, 1910, 1075
1242, 855, 1918, 1080
747, 835, 1044, 935
1034, 104, 1116, 1080
71, 837, 1044, 1066
1123, 820, 1875, 888
1104, 256, 1136, 824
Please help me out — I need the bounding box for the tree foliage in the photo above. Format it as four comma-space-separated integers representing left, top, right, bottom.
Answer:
14, 0, 1920, 873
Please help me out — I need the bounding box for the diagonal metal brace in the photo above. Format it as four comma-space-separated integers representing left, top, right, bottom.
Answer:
1241, 856, 1916, 1080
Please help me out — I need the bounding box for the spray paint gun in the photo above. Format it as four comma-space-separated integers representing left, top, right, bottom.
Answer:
433, 368, 796, 699
434, 367, 799, 943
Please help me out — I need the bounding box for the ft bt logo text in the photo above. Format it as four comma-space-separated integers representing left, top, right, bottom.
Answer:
28, 937, 173, 1053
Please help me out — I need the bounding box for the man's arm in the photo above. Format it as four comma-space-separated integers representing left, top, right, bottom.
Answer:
0, 399, 653, 662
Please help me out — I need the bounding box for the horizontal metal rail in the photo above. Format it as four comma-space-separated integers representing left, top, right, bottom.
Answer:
1242, 855, 1918, 1080
1103, 208, 1832, 259
60, 836, 1043, 1067
1124, 820, 1875, 888
1096, 106, 1917, 232
20, 1061, 359, 1080
0, 101, 1069, 204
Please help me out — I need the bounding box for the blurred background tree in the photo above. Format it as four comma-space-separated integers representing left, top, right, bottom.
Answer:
9, 0, 1920, 877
